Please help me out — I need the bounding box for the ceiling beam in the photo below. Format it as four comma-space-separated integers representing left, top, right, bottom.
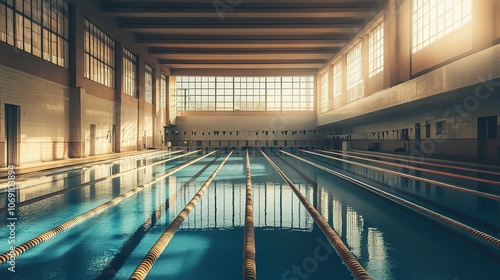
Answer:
101, 0, 385, 76
136, 36, 349, 48
154, 53, 333, 60
160, 60, 326, 68
170, 68, 320, 76
149, 47, 338, 54
101, 1, 380, 18
120, 26, 361, 36
103, 9, 375, 19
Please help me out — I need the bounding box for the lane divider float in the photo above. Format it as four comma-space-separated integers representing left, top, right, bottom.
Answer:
129, 149, 234, 280
317, 149, 500, 185
300, 149, 500, 201
0, 150, 201, 213
281, 150, 500, 252
0, 150, 217, 266
262, 150, 372, 280
243, 149, 256, 280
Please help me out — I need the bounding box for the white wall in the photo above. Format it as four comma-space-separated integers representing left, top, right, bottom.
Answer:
0, 65, 70, 166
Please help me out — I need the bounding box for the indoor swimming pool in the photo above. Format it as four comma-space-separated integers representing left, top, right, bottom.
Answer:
0, 149, 499, 279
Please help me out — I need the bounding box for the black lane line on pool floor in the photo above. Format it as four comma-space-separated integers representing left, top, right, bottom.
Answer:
0, 151, 217, 266
0, 150, 200, 213
96, 156, 219, 280
129, 150, 234, 280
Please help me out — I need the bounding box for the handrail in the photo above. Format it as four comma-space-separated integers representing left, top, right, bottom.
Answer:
0, 150, 201, 212
300, 149, 500, 201
129, 149, 234, 280
0, 150, 217, 266
261, 150, 372, 280
281, 150, 500, 252
243, 149, 256, 280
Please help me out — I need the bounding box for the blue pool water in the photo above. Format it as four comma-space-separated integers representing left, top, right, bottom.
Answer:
1, 150, 499, 279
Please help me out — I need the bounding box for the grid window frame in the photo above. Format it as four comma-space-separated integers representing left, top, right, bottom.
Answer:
84, 18, 115, 88
436, 119, 445, 135
320, 72, 329, 113
368, 22, 384, 77
266, 77, 282, 111
123, 47, 137, 98
332, 60, 343, 109
412, 0, 472, 53
175, 76, 314, 112
0, 0, 69, 68
235, 77, 266, 111
346, 43, 363, 102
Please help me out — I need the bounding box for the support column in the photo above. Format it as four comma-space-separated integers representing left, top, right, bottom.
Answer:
68, 2, 84, 158
69, 88, 83, 157
115, 42, 124, 153
384, 0, 399, 89
328, 64, 334, 111
341, 54, 348, 107
362, 34, 369, 97
137, 55, 145, 150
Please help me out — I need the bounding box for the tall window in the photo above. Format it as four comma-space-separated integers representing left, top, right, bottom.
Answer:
266, 77, 281, 111
0, 0, 69, 68
436, 119, 445, 135
123, 47, 137, 97
176, 76, 314, 112
84, 18, 115, 88
425, 119, 431, 138
216, 77, 234, 111
346, 43, 363, 102
412, 0, 472, 53
369, 22, 384, 77
160, 74, 167, 109
145, 64, 153, 103
281, 77, 314, 111
320, 72, 329, 113
332, 60, 343, 109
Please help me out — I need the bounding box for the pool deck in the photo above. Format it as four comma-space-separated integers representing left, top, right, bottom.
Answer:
0, 150, 164, 180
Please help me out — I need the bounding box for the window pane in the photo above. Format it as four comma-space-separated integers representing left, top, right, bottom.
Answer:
83, 18, 115, 88
0, 5, 7, 42
412, 0, 472, 53
368, 22, 384, 77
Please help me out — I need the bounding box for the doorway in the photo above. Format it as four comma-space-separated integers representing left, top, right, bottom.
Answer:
90, 124, 96, 156
5, 104, 20, 166
415, 123, 421, 151
477, 116, 497, 160
112, 124, 116, 152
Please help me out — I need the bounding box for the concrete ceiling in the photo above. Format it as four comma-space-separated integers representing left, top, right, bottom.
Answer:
101, 0, 386, 76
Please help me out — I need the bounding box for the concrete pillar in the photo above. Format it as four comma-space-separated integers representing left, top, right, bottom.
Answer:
384, 0, 399, 89
115, 42, 124, 152
341, 53, 348, 107
68, 3, 84, 158
362, 34, 369, 97
137, 54, 145, 150
472, 0, 495, 52
327, 64, 333, 111
69, 87, 83, 158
